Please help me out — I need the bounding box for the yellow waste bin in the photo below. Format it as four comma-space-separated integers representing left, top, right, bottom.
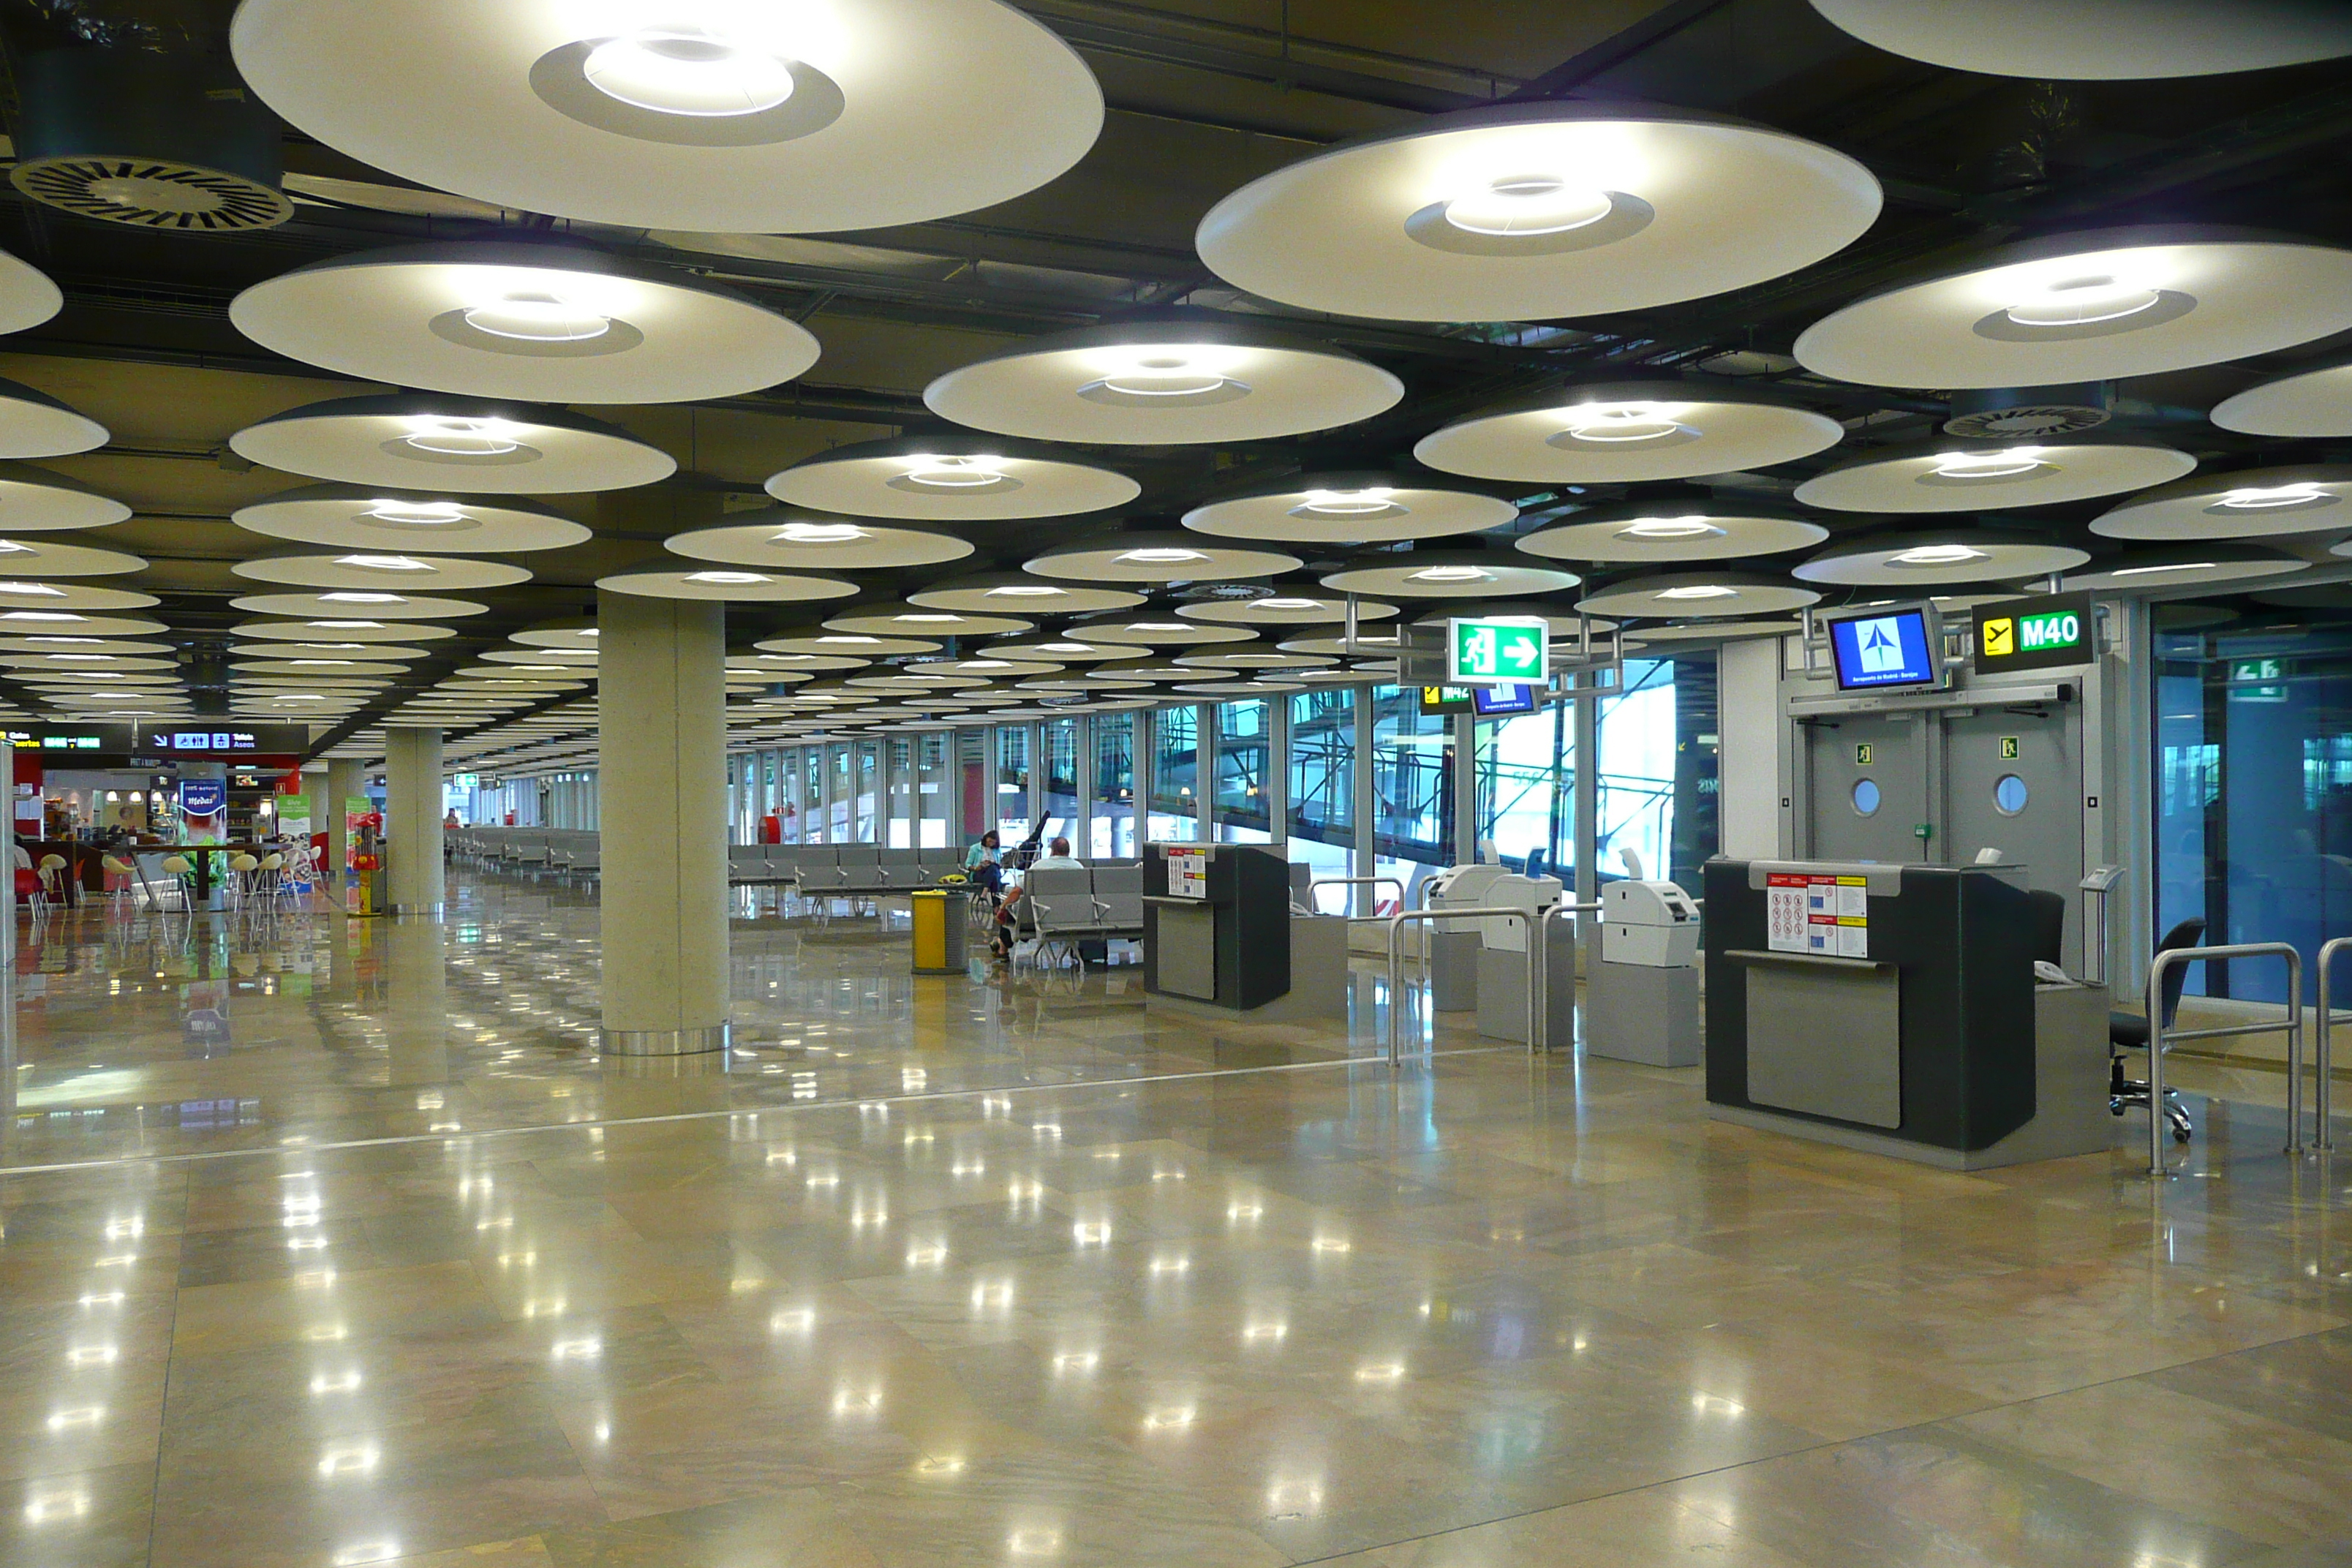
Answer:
911, 889, 968, 974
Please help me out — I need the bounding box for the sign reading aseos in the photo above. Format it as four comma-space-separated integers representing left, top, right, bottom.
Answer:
1447, 616, 1548, 687
1973, 592, 2093, 675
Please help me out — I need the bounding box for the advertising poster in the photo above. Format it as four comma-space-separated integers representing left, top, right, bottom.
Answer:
179, 778, 226, 844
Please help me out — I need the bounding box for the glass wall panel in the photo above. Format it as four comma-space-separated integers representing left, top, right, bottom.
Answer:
1475, 699, 1571, 880
1043, 717, 1080, 839
855, 740, 881, 843
1371, 685, 1454, 902
917, 731, 950, 848
995, 724, 1032, 841
1149, 704, 1199, 841
826, 743, 852, 843
1093, 711, 1137, 859
886, 737, 913, 846
1289, 687, 1356, 890
777, 747, 805, 843
1595, 654, 1719, 890
1214, 699, 1271, 843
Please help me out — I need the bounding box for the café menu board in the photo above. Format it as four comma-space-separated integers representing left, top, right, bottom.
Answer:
1765, 872, 1869, 958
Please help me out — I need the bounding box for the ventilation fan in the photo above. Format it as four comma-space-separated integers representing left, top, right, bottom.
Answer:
9, 49, 293, 231
1942, 383, 2111, 440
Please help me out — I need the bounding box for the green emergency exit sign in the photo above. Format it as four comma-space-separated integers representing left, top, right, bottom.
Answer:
1973, 592, 2092, 675
1448, 616, 1548, 686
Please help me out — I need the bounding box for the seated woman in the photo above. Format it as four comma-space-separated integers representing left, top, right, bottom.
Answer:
964, 829, 1003, 895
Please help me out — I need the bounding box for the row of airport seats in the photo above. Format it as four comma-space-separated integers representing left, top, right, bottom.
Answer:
450, 827, 600, 881
727, 843, 974, 896
1012, 863, 1147, 968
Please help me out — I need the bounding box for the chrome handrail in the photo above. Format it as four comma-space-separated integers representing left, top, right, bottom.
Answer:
2315, 936, 2349, 1153
1531, 900, 1605, 1055
2145, 941, 2304, 1177
1307, 875, 1405, 918
1384, 906, 1529, 1068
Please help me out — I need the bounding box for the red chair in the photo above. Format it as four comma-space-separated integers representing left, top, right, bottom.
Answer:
15, 866, 45, 916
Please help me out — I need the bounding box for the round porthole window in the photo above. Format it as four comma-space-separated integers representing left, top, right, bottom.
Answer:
1851, 777, 1880, 815
1994, 773, 2029, 815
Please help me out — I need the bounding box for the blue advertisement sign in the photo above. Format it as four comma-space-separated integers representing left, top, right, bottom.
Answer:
179, 779, 225, 817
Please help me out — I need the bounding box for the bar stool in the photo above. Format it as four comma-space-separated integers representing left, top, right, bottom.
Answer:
99, 854, 137, 913
15, 863, 46, 918
258, 851, 291, 908
226, 852, 261, 910
37, 854, 67, 912
159, 855, 195, 911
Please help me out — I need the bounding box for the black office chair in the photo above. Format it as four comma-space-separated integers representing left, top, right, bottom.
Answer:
2111, 917, 2206, 1145
2026, 888, 2066, 969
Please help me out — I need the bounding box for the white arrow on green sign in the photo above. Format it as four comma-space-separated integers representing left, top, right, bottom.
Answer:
1447, 616, 1548, 686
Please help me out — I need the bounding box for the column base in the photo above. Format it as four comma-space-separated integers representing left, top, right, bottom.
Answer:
600, 1022, 731, 1057
390, 903, 445, 918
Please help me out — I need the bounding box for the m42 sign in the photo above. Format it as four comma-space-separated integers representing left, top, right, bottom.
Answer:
1973, 592, 2093, 675
1447, 615, 1548, 687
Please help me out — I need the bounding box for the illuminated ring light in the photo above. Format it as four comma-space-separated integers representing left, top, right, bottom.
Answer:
1195, 101, 1880, 323
1172, 679, 1307, 697
1063, 617, 1257, 648
505, 619, 601, 649
0, 580, 157, 611
755, 631, 938, 657
1794, 435, 2195, 513
1794, 227, 2352, 389
1025, 531, 1303, 585
1415, 381, 1842, 483
0, 460, 131, 532
2211, 358, 2352, 437
1793, 531, 2091, 587
1318, 550, 1581, 599
230, 591, 489, 620
664, 512, 972, 572
1574, 572, 1820, 619
0, 247, 61, 334
1173, 649, 1338, 671
231, 642, 429, 660
903, 571, 1145, 615
1808, 0, 2352, 79
820, 603, 1036, 638
230, 549, 532, 592
230, 241, 819, 403
3, 652, 179, 673
0, 377, 108, 459
767, 434, 1137, 520
231, 484, 590, 553
231, 659, 412, 678
2062, 546, 2310, 592
2093, 467, 2352, 541
924, 313, 1402, 445
230, 396, 675, 494
236, 619, 459, 643
1624, 618, 1805, 645
976, 636, 1139, 663
1175, 592, 1401, 627
229, 0, 1102, 233
1516, 504, 1828, 563
1183, 472, 1517, 545
0, 537, 146, 576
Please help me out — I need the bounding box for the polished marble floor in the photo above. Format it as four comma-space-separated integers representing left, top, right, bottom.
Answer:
2, 871, 2349, 1567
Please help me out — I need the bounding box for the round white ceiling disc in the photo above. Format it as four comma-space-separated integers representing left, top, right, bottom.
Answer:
821, 604, 1033, 638
231, 591, 488, 619
230, 551, 533, 591
665, 514, 972, 572
1066, 616, 1256, 647
233, 483, 593, 553
0, 580, 157, 611
1025, 531, 1302, 584
235, 619, 459, 643
230, 395, 676, 493
0, 538, 146, 576
1795, 437, 2195, 513
1182, 472, 1515, 546
0, 613, 159, 637
756, 633, 932, 656
2093, 467, 2352, 540
0, 249, 62, 334
1, 653, 176, 673
235, 644, 426, 662
1174, 650, 1336, 671
230, 241, 818, 403
1576, 573, 1820, 618
1625, 618, 1803, 644
508, 620, 601, 649
0, 378, 108, 460
233, 659, 412, 678
1794, 228, 2352, 389
739, 650, 871, 673
1517, 504, 1828, 563
1809, 0, 2352, 78
2211, 361, 2352, 437
1407, 600, 1616, 636
1175, 591, 1399, 626
903, 572, 1145, 615
925, 317, 1403, 445
978, 636, 1132, 663
1320, 551, 1580, 599
0, 636, 170, 655
0, 461, 132, 532
2063, 547, 2309, 592
1196, 102, 1880, 324
1415, 382, 1842, 483
597, 568, 856, 602
230, 0, 1101, 233
1174, 679, 1306, 697
766, 436, 1137, 521
1794, 531, 2091, 587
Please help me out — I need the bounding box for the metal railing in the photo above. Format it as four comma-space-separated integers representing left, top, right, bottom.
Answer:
1306, 875, 1405, 918
2144, 941, 2303, 1177
1532, 900, 1604, 1052
2313, 937, 2349, 1154
1382, 900, 1603, 1067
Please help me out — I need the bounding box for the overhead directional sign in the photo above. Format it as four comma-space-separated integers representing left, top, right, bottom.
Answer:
1448, 615, 1548, 687
1973, 592, 2092, 675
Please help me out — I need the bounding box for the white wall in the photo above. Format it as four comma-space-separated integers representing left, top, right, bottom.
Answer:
1717, 635, 1787, 861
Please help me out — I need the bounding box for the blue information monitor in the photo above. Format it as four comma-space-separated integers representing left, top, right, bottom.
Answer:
1471, 683, 1539, 717
1826, 605, 1942, 691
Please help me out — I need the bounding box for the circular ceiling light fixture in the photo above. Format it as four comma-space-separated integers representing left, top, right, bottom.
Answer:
1063, 617, 1256, 649
902, 571, 1145, 616
0, 461, 131, 532
230, 549, 531, 592
1623, 618, 1805, 645
924, 312, 1402, 445
767, 434, 1144, 521
1517, 503, 1828, 563
1182, 470, 1515, 545
0, 538, 146, 576
0, 580, 156, 611
1320, 550, 1581, 600
1794, 531, 2090, 587
230, 591, 487, 620
0, 248, 62, 335
228, 0, 1101, 233
1793, 434, 2195, 513
238, 618, 456, 643
1576, 572, 1820, 619
0, 377, 108, 459
2210, 358, 2352, 437
595, 568, 859, 602
1807, 0, 2352, 79
2092, 467, 2352, 540
821, 603, 1035, 638
1415, 381, 1842, 483
230, 241, 820, 403
1794, 227, 2352, 389
230, 483, 591, 552
665, 510, 971, 572
1175, 591, 1400, 627
1194, 102, 1879, 323
1025, 531, 1302, 585
2062, 546, 2310, 592
230, 396, 675, 493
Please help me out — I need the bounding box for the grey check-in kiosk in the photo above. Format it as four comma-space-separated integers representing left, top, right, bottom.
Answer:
1142, 842, 1293, 1013
1703, 858, 2111, 1168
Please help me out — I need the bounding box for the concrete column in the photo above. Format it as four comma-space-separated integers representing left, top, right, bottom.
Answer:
597, 589, 728, 1055
384, 727, 445, 915
324, 758, 361, 906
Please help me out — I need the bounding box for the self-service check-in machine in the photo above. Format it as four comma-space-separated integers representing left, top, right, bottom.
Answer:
1471, 871, 1569, 1044
1588, 856, 1702, 1066
1423, 861, 1515, 1011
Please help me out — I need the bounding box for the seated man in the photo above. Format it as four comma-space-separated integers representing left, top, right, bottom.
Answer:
991, 837, 1082, 960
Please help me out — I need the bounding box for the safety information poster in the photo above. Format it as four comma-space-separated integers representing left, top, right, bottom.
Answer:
1167, 847, 1207, 899
1765, 872, 1869, 957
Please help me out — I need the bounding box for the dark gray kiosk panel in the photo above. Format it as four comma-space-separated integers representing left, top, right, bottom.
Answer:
1141, 842, 1291, 1011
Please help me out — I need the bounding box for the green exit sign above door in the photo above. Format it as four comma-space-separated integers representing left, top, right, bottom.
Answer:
1447, 616, 1548, 686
